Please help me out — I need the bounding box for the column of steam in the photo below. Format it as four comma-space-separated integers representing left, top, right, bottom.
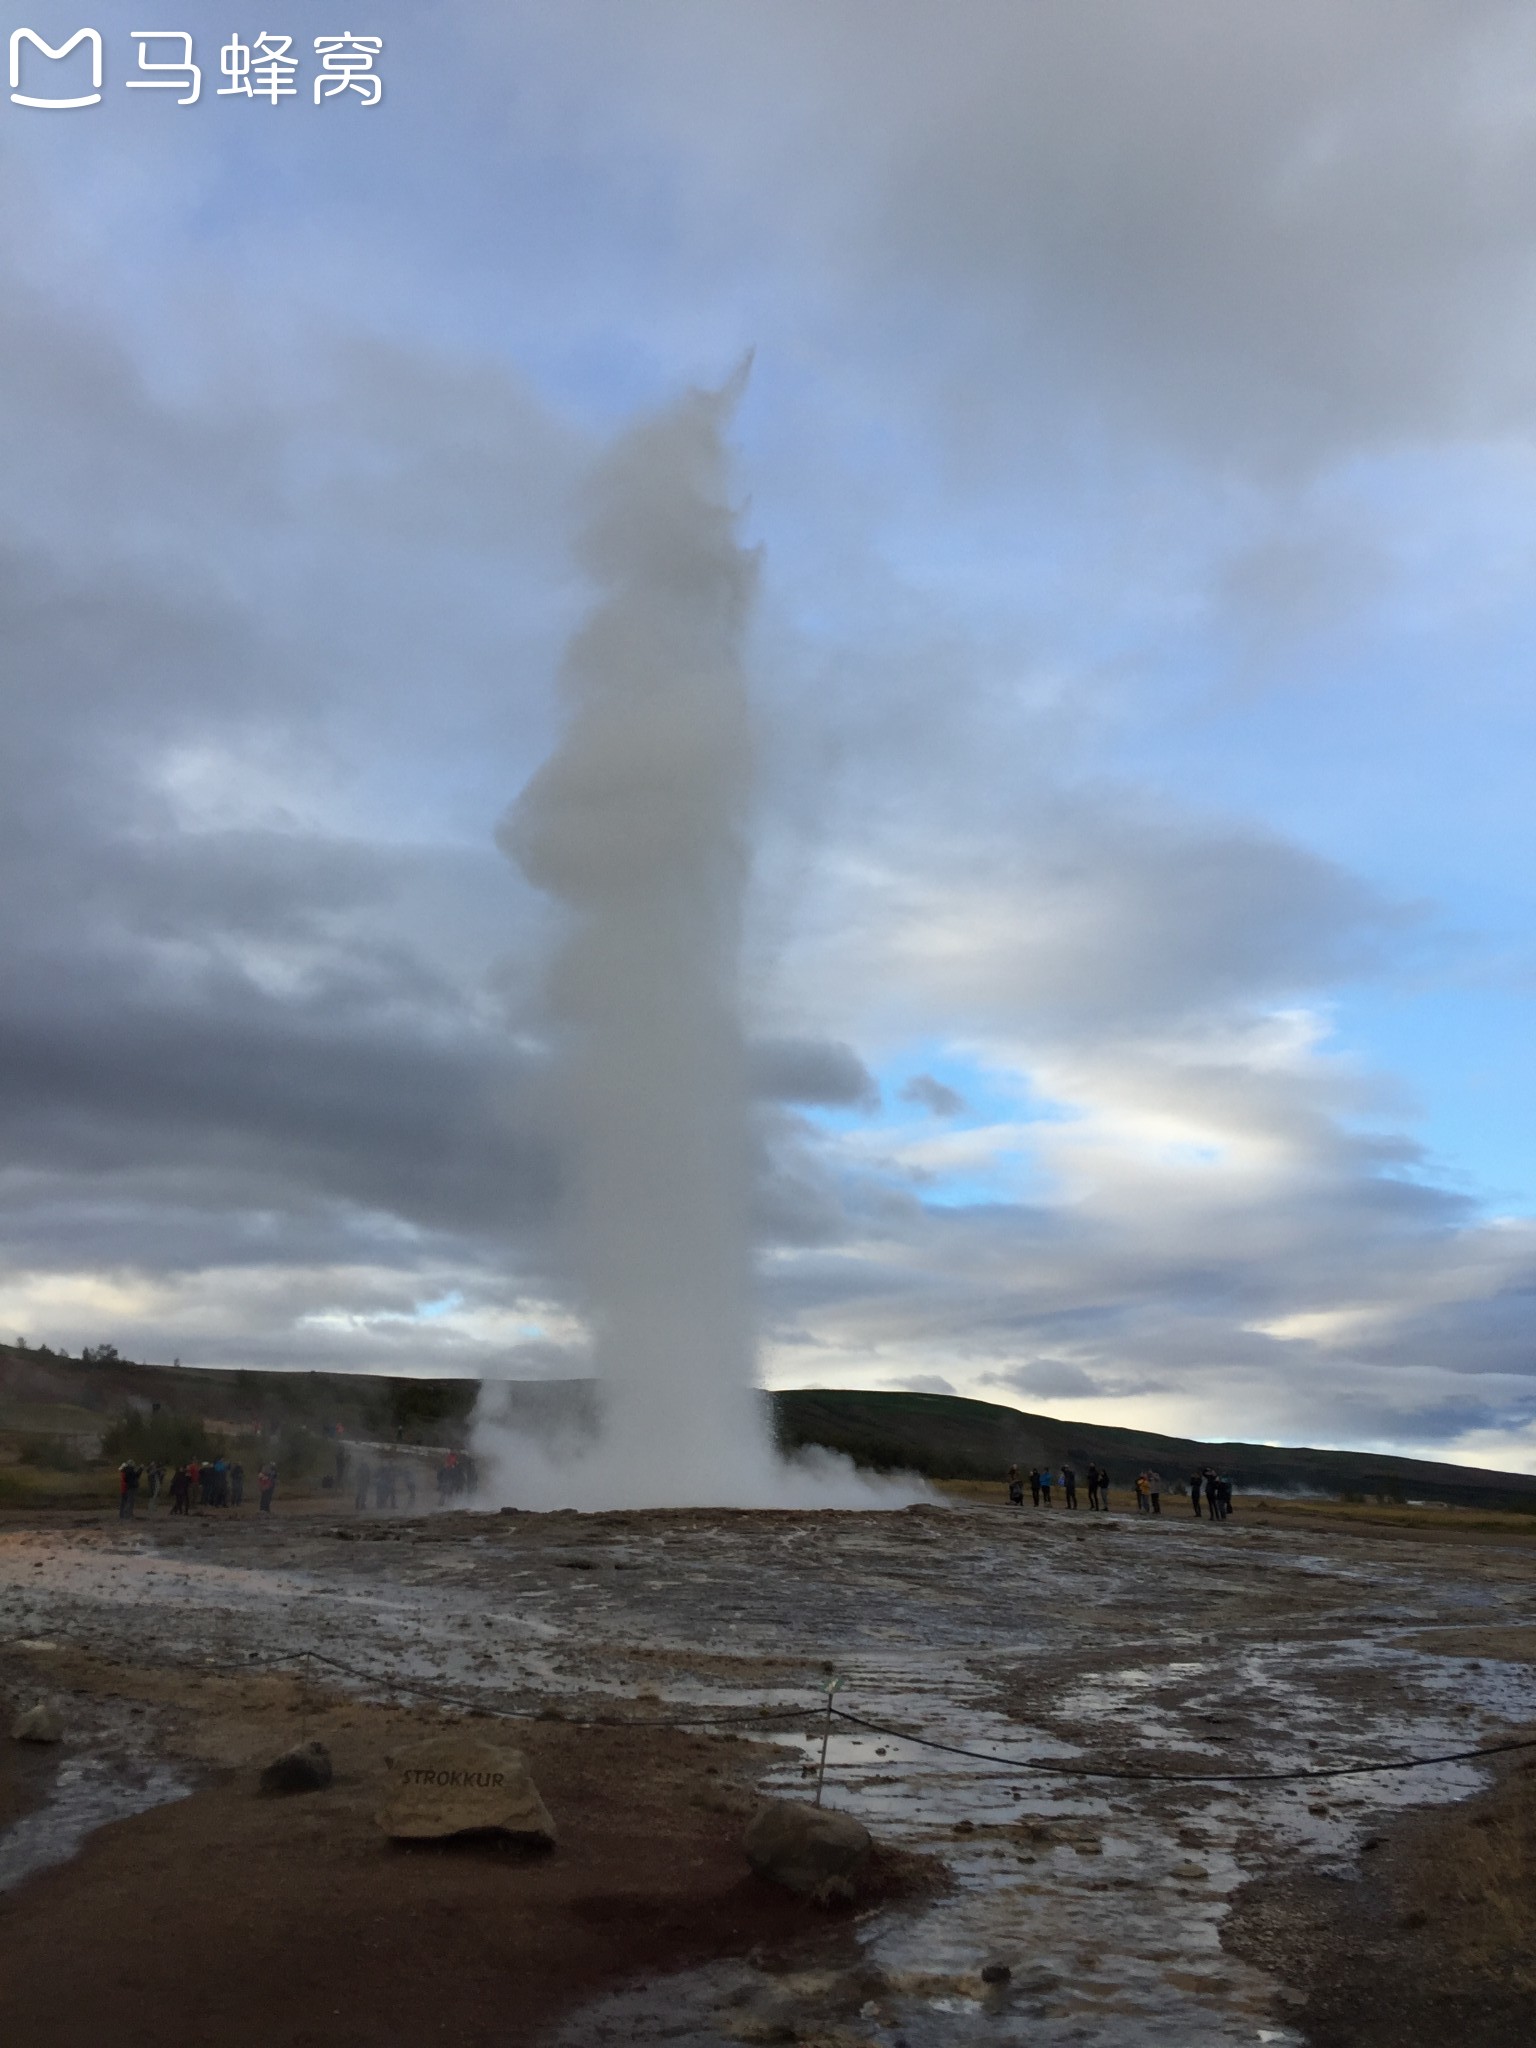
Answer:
499, 373, 778, 1505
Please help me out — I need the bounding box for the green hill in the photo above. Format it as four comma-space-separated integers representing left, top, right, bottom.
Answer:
771, 1387, 1536, 1510
3, 1343, 1532, 1511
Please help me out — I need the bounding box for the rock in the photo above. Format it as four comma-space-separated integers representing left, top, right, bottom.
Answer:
742, 1798, 871, 1900
11, 1703, 63, 1744
980, 1962, 1012, 1985
259, 1740, 333, 1794
377, 1735, 556, 1846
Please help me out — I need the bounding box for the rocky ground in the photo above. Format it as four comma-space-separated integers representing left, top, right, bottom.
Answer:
2, 1493, 1535, 2045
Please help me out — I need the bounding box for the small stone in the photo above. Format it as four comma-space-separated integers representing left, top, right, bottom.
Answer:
11, 1703, 63, 1744
377, 1734, 555, 1845
259, 1741, 333, 1794
743, 1798, 872, 1900
980, 1961, 1012, 1984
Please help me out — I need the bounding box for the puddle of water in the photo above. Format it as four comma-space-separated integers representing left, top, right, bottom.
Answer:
0, 1755, 191, 1892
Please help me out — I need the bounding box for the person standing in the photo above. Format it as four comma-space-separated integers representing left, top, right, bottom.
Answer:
1190, 1472, 1204, 1517
118, 1458, 141, 1519
1039, 1468, 1054, 1506
1099, 1469, 1111, 1511
354, 1459, 371, 1511
1028, 1467, 1041, 1507
257, 1463, 276, 1514
1085, 1464, 1100, 1510
1205, 1470, 1220, 1521
1062, 1464, 1077, 1509
1006, 1464, 1024, 1506
1147, 1470, 1163, 1515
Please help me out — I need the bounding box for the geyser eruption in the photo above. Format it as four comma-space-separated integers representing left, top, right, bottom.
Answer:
499, 372, 766, 1504
480, 374, 905, 1510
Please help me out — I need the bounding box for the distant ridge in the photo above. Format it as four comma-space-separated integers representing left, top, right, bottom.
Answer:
3, 1345, 1532, 1511
772, 1387, 1536, 1511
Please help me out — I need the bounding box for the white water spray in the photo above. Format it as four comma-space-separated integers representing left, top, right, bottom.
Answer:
477, 377, 923, 1510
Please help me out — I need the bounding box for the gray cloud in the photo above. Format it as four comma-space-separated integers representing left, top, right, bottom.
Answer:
471, 1, 1536, 468
900, 1074, 965, 1118
751, 1038, 879, 1108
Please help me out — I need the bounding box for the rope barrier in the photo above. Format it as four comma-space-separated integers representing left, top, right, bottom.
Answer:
827, 1704, 1536, 1785
8, 1632, 1536, 1788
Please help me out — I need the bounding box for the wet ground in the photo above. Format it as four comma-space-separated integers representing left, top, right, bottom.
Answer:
3, 1496, 1535, 2044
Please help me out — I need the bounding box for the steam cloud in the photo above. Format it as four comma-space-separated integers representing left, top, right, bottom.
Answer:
476, 374, 924, 1510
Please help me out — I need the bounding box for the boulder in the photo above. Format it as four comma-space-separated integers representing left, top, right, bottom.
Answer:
259, 1740, 333, 1794
377, 1735, 556, 1846
10, 1702, 63, 1744
742, 1798, 871, 1900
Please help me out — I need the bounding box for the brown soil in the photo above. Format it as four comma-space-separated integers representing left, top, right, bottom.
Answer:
0, 1651, 933, 2048
1225, 1743, 1536, 2047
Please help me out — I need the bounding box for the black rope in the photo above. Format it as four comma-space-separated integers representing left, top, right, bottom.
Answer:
9, 1628, 1535, 1786
828, 1704, 1536, 1785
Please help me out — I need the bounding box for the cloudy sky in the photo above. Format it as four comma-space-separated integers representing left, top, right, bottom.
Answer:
3, 3, 1535, 1466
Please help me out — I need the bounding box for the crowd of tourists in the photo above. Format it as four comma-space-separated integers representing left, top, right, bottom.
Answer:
115, 1433, 480, 1521
1006, 1461, 1235, 1520
1006, 1463, 1112, 1509
347, 1453, 419, 1511
334, 1445, 475, 1511
435, 1449, 476, 1503
1189, 1467, 1234, 1519
116, 1456, 278, 1517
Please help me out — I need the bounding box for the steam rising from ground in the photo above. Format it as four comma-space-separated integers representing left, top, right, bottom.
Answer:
476, 377, 926, 1511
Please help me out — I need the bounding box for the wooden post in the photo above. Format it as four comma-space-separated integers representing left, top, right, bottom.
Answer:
814, 1675, 843, 1807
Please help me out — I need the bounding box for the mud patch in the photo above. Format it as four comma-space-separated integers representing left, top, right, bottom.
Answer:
1224, 1742, 1536, 2047
0, 1664, 939, 2048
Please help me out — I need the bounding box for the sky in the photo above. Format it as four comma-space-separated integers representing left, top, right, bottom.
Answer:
2, 2, 1535, 1468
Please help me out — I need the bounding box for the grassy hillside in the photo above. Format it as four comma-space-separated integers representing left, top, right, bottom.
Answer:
3, 1344, 1533, 1511
0, 1343, 476, 1444
772, 1388, 1536, 1510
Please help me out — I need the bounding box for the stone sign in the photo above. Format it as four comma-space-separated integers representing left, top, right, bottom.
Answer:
376, 1734, 557, 1846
